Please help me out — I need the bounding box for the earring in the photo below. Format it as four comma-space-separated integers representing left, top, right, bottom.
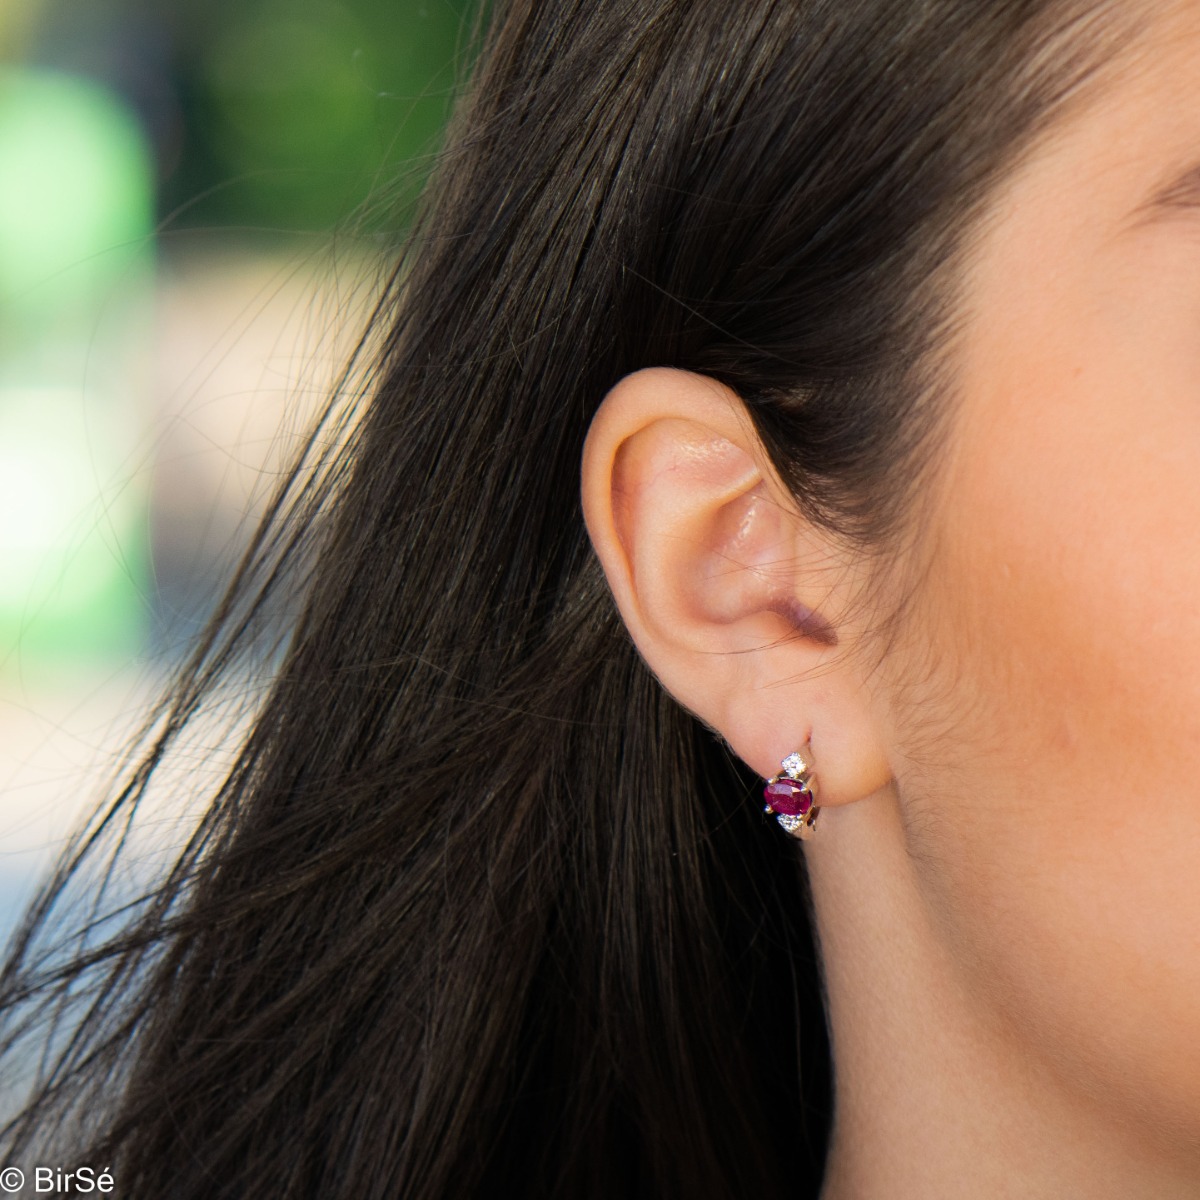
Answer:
763, 746, 819, 839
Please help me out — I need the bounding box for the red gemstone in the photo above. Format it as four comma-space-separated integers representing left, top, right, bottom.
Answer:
763, 778, 812, 817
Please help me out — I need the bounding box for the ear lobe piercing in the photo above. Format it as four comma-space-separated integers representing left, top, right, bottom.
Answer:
763, 747, 819, 839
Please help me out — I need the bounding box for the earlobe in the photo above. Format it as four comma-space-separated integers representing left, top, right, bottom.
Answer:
582, 367, 892, 806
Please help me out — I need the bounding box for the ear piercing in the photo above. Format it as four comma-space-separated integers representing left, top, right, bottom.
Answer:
763, 746, 819, 839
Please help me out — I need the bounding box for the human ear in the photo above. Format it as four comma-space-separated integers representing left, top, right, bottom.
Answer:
581, 367, 892, 807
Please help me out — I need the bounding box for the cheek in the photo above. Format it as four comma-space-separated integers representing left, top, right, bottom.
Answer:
901, 340, 1200, 1134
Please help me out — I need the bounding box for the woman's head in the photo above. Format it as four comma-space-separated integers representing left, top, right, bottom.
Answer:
6, 1, 1191, 1196
586, 0, 1200, 1186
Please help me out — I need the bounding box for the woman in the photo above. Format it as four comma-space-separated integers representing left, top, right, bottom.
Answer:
3, 0, 1198, 1195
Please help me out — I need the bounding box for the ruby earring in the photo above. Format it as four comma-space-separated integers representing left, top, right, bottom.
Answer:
763, 747, 819, 839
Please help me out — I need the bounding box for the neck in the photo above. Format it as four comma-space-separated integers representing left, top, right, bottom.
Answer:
807, 790, 1195, 1200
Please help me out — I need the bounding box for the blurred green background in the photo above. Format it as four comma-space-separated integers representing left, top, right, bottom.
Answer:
5, 0, 471, 233
0, 0, 474, 919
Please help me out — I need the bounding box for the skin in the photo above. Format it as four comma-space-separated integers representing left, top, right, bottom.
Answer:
582, 5, 1200, 1196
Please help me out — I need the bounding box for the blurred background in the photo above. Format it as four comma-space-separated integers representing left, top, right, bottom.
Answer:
0, 0, 473, 931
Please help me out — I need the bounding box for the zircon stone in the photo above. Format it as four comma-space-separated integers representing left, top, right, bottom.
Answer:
763, 778, 813, 817
781, 752, 807, 778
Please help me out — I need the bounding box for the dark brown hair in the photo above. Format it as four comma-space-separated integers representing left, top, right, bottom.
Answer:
0, 2, 1118, 1196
